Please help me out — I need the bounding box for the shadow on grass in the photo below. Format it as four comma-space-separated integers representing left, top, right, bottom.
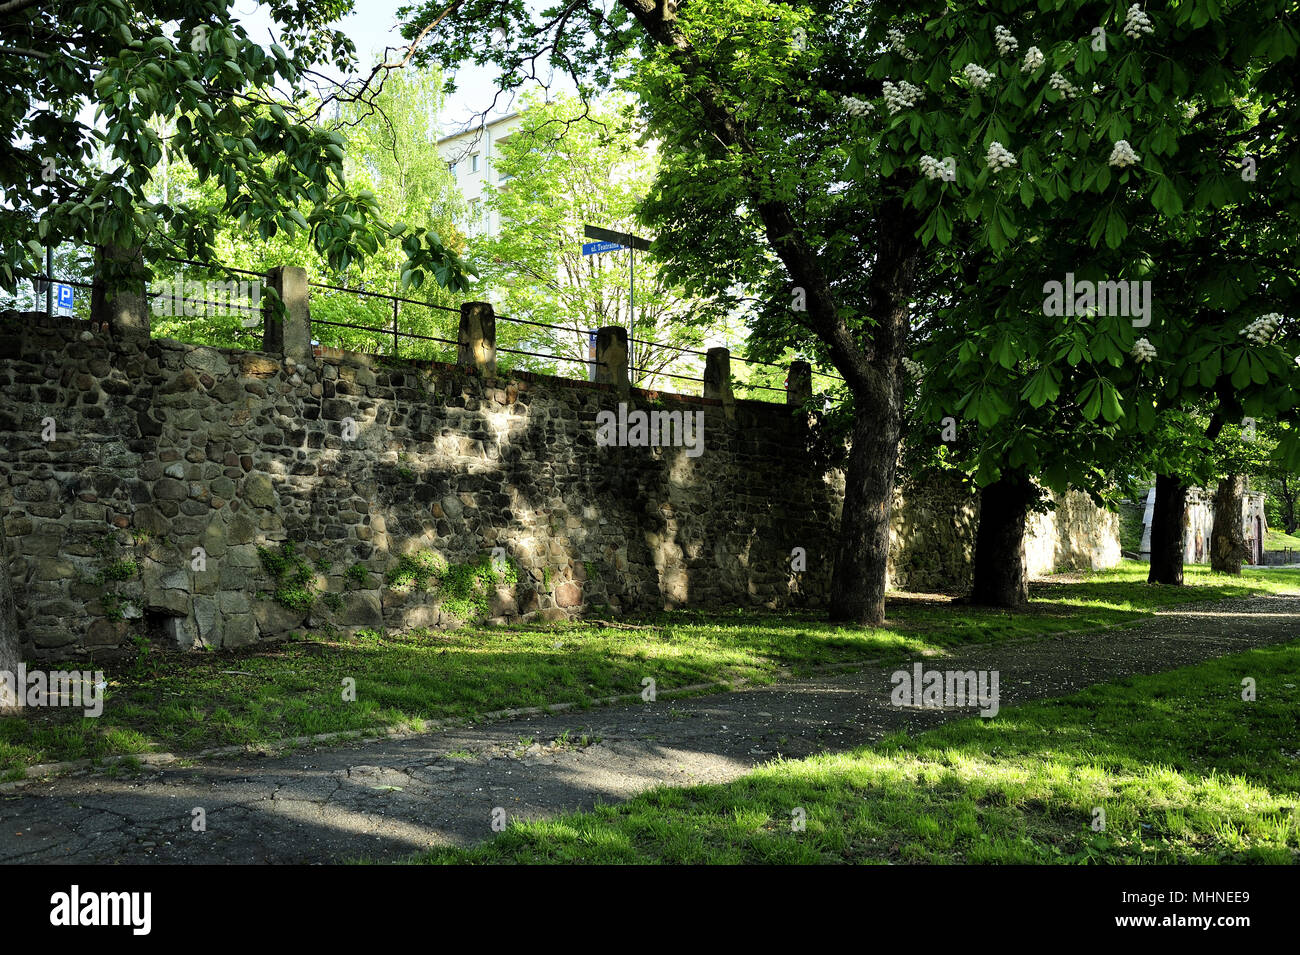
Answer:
410, 641, 1300, 865
2, 567, 1295, 776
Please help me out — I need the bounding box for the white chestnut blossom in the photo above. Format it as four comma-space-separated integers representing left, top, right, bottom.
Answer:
986, 141, 1017, 172
1131, 337, 1157, 363
1021, 46, 1044, 72
1241, 313, 1283, 344
963, 62, 995, 89
1049, 71, 1079, 99
1108, 139, 1141, 167
882, 80, 924, 114
1124, 4, 1154, 39
901, 357, 924, 378
919, 155, 955, 181
887, 27, 918, 60
994, 25, 1019, 56
842, 95, 875, 117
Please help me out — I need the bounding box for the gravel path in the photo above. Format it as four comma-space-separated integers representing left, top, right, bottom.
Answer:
2, 593, 1297, 864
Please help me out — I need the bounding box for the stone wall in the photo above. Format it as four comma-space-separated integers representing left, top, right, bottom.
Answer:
887, 480, 980, 592
1, 311, 1125, 661
1135, 486, 1268, 564
0, 312, 842, 660
1024, 490, 1123, 576
887, 478, 1122, 593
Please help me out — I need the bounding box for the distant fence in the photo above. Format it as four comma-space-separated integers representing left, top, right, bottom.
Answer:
15, 248, 845, 405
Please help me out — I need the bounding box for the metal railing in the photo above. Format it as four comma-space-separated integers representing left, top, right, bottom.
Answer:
14, 251, 846, 402
627, 334, 847, 398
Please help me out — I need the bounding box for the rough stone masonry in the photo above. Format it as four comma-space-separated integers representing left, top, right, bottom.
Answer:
0, 311, 844, 661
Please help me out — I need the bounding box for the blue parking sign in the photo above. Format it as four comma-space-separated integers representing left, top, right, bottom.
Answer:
55, 283, 73, 309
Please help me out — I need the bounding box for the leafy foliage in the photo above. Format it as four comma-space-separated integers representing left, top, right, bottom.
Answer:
1, 1, 472, 308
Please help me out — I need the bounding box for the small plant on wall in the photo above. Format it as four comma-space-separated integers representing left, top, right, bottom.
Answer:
257, 542, 318, 612
87, 533, 142, 621
385, 550, 518, 622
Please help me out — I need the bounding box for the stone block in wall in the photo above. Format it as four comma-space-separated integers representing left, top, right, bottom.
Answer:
252, 600, 308, 639
222, 613, 258, 649
339, 591, 383, 629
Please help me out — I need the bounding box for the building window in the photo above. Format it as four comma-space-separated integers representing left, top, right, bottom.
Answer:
471, 154, 480, 173
448, 161, 457, 176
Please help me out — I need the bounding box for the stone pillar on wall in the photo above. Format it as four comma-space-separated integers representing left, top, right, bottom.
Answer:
787, 360, 812, 406
595, 326, 630, 394
704, 347, 735, 419
91, 244, 150, 339
263, 266, 312, 361
458, 301, 497, 376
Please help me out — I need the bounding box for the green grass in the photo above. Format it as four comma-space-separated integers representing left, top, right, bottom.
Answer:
410, 640, 1300, 865
1, 560, 1296, 779
1265, 528, 1300, 551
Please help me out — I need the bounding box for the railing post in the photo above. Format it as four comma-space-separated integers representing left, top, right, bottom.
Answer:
704, 346, 735, 419
787, 360, 812, 406
263, 265, 312, 362
458, 301, 496, 376
595, 326, 630, 394
91, 244, 150, 339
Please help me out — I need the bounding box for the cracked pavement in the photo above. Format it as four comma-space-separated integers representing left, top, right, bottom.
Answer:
2, 593, 1297, 864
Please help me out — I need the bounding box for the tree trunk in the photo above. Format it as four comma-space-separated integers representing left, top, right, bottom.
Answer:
615, 2, 922, 624
0, 517, 19, 713
971, 473, 1035, 607
1148, 473, 1187, 585
1279, 474, 1297, 535
1210, 474, 1248, 574
825, 200, 918, 626
828, 390, 901, 625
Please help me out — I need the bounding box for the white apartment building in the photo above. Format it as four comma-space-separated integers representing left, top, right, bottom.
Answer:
435, 112, 523, 239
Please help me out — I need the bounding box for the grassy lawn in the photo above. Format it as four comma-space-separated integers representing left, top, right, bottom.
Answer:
2, 560, 1297, 779
410, 639, 1300, 865
1265, 528, 1300, 551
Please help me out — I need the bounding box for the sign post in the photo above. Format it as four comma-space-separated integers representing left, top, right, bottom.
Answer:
582, 225, 651, 380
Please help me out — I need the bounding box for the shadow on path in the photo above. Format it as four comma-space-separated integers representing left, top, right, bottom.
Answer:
1, 593, 1296, 864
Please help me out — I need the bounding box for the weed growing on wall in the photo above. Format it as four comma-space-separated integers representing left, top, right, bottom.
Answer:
385, 550, 450, 592
345, 563, 370, 588
385, 550, 518, 622
86, 535, 142, 621
257, 542, 318, 613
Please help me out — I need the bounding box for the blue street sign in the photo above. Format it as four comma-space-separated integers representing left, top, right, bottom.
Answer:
582, 240, 624, 256
55, 283, 73, 309
588, 330, 598, 346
